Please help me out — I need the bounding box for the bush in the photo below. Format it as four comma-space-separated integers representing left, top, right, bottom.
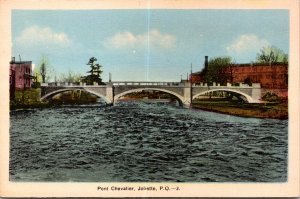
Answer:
262, 92, 280, 102
12, 88, 41, 104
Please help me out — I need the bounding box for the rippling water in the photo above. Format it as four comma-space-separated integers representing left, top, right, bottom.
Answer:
10, 102, 288, 182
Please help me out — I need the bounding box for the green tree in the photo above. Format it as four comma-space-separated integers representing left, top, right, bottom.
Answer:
82, 57, 103, 85
256, 46, 288, 64
35, 55, 54, 83
204, 56, 233, 85
256, 46, 288, 89
58, 70, 82, 82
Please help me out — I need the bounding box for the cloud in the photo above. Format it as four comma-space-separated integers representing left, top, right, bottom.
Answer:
15, 26, 71, 47
226, 34, 270, 54
104, 29, 176, 50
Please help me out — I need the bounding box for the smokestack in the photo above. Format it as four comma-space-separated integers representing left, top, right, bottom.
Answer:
109, 72, 112, 82
11, 57, 15, 63
204, 56, 208, 70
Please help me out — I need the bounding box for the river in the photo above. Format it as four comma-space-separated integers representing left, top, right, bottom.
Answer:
9, 101, 288, 182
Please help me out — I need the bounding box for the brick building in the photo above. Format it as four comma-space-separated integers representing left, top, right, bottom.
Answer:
190, 56, 208, 83
225, 63, 288, 89
190, 58, 288, 89
10, 57, 35, 90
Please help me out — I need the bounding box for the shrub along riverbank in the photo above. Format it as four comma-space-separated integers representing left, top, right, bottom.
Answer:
192, 99, 288, 120
10, 89, 99, 110
10, 88, 49, 110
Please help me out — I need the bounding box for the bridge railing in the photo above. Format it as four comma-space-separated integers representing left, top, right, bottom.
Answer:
192, 82, 260, 88
41, 82, 82, 87
41, 81, 260, 88
41, 81, 184, 87
111, 81, 183, 86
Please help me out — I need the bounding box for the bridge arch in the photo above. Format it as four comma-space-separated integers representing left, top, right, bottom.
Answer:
40, 88, 111, 104
114, 88, 186, 105
192, 88, 256, 103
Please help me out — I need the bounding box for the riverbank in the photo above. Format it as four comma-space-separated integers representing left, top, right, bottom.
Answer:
10, 89, 99, 110
10, 88, 49, 110
192, 100, 288, 120
10, 102, 52, 110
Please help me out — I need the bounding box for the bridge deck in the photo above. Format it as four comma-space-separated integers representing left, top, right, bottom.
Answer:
41, 81, 260, 88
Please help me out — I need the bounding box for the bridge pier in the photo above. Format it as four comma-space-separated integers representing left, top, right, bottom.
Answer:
183, 85, 192, 108
250, 83, 262, 103
106, 85, 114, 104
182, 102, 191, 108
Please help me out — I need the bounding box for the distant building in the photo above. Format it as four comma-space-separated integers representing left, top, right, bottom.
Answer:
10, 57, 35, 90
190, 56, 209, 83
190, 71, 205, 83
190, 57, 288, 89
224, 63, 288, 89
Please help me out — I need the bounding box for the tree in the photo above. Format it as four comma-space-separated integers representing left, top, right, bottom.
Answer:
204, 56, 233, 85
58, 70, 82, 82
82, 57, 103, 85
256, 46, 288, 64
35, 55, 54, 83
256, 46, 288, 89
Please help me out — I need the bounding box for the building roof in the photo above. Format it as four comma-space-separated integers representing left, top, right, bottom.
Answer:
233, 62, 288, 67
191, 71, 203, 75
191, 62, 288, 75
10, 61, 32, 64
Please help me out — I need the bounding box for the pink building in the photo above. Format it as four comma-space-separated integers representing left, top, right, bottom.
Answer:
10, 57, 34, 90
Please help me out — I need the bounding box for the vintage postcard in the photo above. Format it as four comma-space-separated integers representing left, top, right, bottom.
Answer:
0, 0, 299, 197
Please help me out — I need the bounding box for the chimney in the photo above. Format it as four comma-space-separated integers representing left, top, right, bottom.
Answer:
204, 56, 208, 70
11, 57, 15, 63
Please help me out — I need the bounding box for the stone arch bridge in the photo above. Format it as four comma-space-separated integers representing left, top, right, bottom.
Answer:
41, 81, 262, 107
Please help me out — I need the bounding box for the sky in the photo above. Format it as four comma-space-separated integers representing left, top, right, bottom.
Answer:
12, 10, 289, 82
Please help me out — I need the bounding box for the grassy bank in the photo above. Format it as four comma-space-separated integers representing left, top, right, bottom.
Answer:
10, 89, 99, 110
192, 99, 288, 119
10, 88, 49, 110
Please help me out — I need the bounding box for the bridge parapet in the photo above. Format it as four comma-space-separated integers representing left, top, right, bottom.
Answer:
41, 82, 81, 87
111, 81, 183, 86
192, 82, 260, 88
41, 82, 107, 88
41, 81, 260, 88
